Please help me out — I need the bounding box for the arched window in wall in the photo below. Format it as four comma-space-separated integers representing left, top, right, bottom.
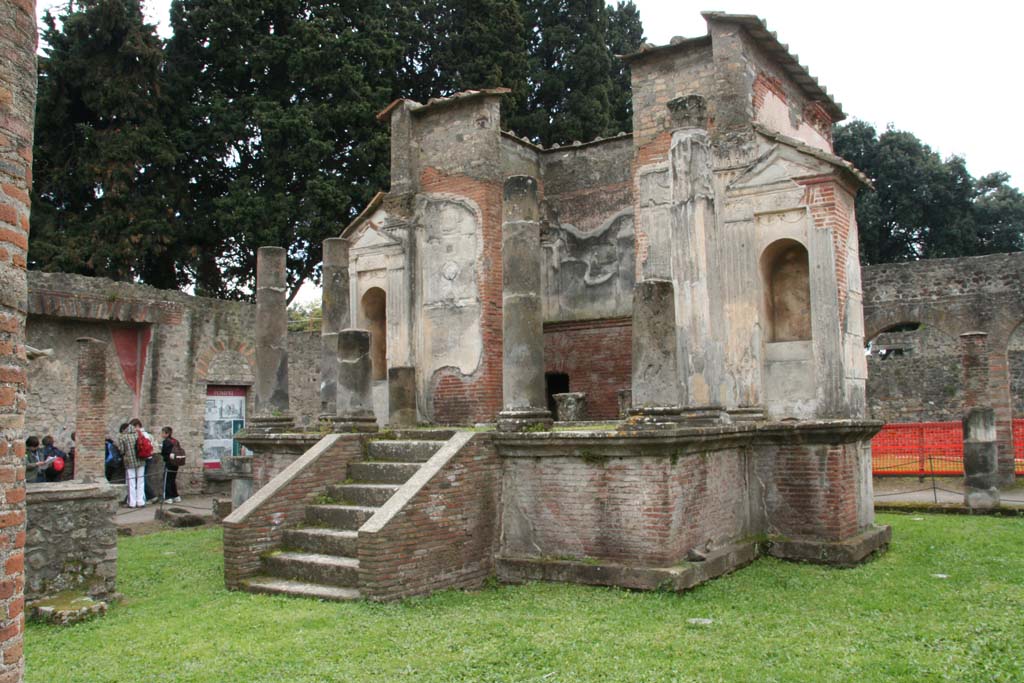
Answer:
361, 287, 387, 381
762, 239, 812, 342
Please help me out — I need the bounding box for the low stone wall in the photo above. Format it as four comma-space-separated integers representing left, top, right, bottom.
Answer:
222, 434, 364, 589
25, 482, 118, 603
358, 433, 500, 601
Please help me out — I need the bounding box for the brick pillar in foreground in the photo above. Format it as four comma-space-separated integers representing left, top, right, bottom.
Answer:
75, 338, 108, 481
0, 0, 36, 679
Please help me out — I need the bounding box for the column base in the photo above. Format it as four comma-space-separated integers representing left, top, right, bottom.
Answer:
622, 405, 732, 430
328, 412, 379, 433
247, 415, 296, 434
965, 487, 1000, 511
497, 408, 553, 433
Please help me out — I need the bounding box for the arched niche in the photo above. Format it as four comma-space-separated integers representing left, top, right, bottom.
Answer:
361, 287, 387, 381
761, 239, 811, 342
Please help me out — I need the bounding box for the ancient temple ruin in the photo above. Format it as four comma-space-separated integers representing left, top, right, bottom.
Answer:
224, 12, 891, 601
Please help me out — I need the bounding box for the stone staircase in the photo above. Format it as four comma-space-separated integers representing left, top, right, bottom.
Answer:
240, 434, 450, 601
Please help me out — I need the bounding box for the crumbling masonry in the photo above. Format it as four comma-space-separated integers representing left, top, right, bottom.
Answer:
224, 13, 890, 601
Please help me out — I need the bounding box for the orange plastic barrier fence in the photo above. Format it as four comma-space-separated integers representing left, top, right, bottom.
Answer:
872, 419, 1024, 476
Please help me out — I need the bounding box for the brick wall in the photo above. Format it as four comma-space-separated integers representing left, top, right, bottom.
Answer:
543, 318, 631, 420
762, 443, 860, 542
862, 253, 1024, 483
23, 273, 323, 491
420, 169, 503, 424
359, 433, 500, 601
222, 434, 364, 589
500, 449, 748, 565
0, 0, 35, 676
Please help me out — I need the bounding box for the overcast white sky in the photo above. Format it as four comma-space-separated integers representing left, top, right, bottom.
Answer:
35, 1, 1022, 304
37, 0, 1022, 187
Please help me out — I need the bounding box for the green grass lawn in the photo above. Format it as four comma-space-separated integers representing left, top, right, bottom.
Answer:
25, 513, 1024, 683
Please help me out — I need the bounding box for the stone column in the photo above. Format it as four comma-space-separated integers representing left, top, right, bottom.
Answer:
252, 247, 294, 432
74, 338, 108, 481
627, 279, 683, 427
334, 329, 377, 432
0, 0, 36, 676
497, 176, 552, 432
319, 332, 339, 420
388, 366, 417, 427
960, 332, 999, 509
319, 238, 350, 417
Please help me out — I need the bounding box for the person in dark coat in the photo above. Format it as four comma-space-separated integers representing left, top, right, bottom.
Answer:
160, 426, 181, 503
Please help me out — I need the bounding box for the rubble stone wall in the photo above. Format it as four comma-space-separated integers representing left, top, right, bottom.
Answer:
24, 272, 321, 493
25, 482, 118, 603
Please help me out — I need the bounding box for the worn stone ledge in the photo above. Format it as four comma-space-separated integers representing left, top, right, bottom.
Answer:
767, 524, 892, 567
235, 431, 324, 456
496, 541, 758, 592
26, 481, 118, 504
224, 434, 354, 527
493, 419, 883, 458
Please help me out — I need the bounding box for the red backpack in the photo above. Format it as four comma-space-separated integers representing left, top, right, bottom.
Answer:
136, 432, 154, 459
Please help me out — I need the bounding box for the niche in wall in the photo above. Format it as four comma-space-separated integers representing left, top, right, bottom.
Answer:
361, 287, 387, 381
761, 239, 811, 342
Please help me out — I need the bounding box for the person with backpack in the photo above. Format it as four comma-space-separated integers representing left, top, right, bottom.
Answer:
129, 418, 158, 503
104, 436, 123, 484
25, 436, 54, 483
39, 435, 67, 483
160, 426, 185, 503
117, 421, 147, 508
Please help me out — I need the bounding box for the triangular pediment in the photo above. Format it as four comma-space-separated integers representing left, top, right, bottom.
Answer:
352, 223, 401, 251
728, 144, 834, 192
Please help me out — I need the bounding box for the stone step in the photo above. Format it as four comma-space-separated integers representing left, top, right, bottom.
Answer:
367, 440, 443, 462
327, 483, 400, 507
282, 527, 358, 556
262, 551, 359, 587
348, 461, 420, 485
241, 576, 361, 602
305, 504, 377, 530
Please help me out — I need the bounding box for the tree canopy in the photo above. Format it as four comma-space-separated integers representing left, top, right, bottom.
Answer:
30, 3, 1021, 299
31, 0, 644, 301
834, 121, 1024, 264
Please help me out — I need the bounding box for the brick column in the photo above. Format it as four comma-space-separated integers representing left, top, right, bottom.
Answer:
74, 338, 107, 481
960, 332, 989, 410
0, 0, 36, 679
987, 346, 1015, 487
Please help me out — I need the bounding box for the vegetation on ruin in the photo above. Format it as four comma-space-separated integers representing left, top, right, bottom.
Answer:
25, 513, 1024, 682
835, 121, 1024, 264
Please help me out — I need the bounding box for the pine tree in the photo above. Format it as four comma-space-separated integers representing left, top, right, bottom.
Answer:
31, 0, 180, 288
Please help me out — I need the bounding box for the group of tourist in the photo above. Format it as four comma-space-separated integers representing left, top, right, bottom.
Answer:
24, 433, 74, 483
110, 419, 184, 508
26, 419, 185, 508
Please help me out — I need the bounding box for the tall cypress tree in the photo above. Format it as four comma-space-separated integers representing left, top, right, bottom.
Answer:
31, 0, 180, 288
165, 0, 400, 300
510, 0, 643, 146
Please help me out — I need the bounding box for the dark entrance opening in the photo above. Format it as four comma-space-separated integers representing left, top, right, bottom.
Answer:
545, 372, 569, 417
